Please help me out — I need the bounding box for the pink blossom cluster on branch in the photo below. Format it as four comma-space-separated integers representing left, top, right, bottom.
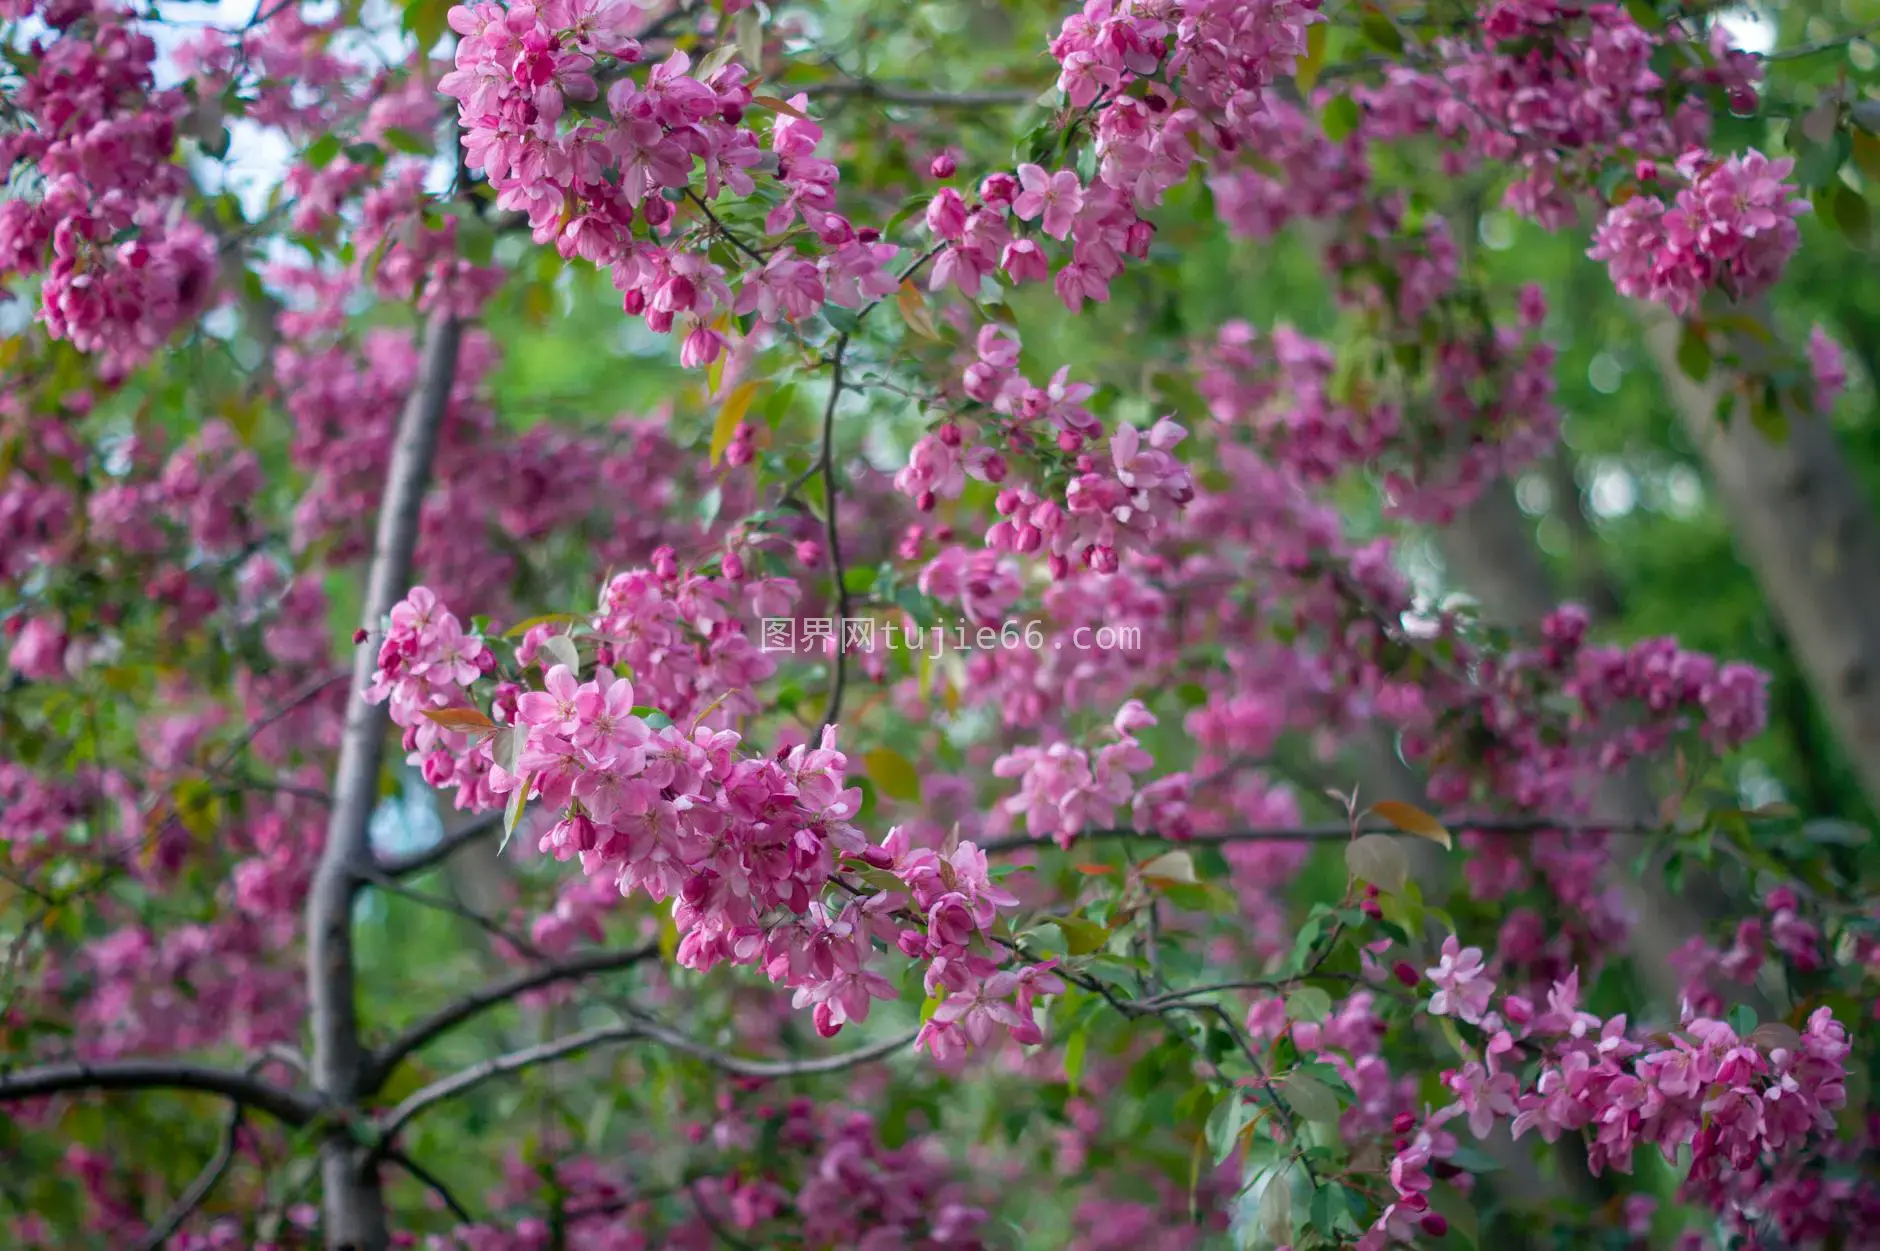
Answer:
0, 0, 216, 379
440, 0, 901, 366
1360, 947, 1855, 1249
366, 581, 1063, 1059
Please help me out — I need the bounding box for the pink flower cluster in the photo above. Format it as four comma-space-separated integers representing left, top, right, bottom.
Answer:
920, 0, 1322, 312
1362, 957, 1851, 1248
374, 581, 1062, 1060
1407, 604, 1770, 816
1590, 151, 1809, 316
441, 1, 899, 366
0, 0, 216, 379
366, 584, 494, 732
992, 700, 1163, 847
1672, 886, 1826, 1017
1355, 0, 1727, 229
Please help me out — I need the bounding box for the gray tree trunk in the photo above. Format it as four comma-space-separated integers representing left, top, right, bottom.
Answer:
308, 315, 462, 1251
1643, 312, 1880, 820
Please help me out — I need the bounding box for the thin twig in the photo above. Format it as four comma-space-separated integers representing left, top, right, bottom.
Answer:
359, 866, 540, 958
978, 815, 1674, 855
367, 944, 660, 1092
623, 1015, 916, 1078
815, 334, 851, 736
375, 811, 501, 878
685, 189, 768, 266
137, 1102, 245, 1249
1765, 19, 1880, 60
384, 1148, 475, 1224
375, 1024, 645, 1147
797, 81, 1040, 108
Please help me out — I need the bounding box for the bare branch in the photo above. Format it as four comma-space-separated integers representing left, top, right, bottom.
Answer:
384, 1148, 475, 1224
376, 1023, 644, 1145
138, 1102, 245, 1250
358, 866, 540, 957
0, 1060, 317, 1126
814, 335, 851, 737
375, 812, 501, 878
976, 814, 1671, 855
624, 1016, 916, 1079
367, 944, 660, 1093
377, 1020, 914, 1146
798, 80, 1040, 108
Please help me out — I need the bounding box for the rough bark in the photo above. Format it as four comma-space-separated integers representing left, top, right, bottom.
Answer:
1644, 312, 1880, 820
307, 313, 462, 1251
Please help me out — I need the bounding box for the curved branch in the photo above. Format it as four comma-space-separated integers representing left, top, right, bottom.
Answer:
814, 335, 851, 736
976, 814, 1668, 855
367, 944, 660, 1093
376, 1023, 644, 1145
138, 1102, 244, 1250
798, 80, 1039, 108
0, 1060, 317, 1126
376, 1020, 914, 1146
375, 812, 501, 878
384, 1148, 474, 1224
626, 1017, 916, 1079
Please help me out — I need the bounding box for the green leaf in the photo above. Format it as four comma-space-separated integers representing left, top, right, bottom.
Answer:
1064, 1029, 1087, 1095
537, 633, 580, 674
1321, 95, 1360, 143
1359, 8, 1404, 52
380, 126, 431, 155
1050, 914, 1112, 956
1310, 1182, 1357, 1236
305, 133, 343, 168
1730, 1003, 1758, 1037
709, 380, 759, 467
863, 748, 922, 804
1296, 20, 1328, 95
1344, 833, 1408, 894
1278, 1073, 1341, 1123
490, 725, 522, 775
1286, 986, 1334, 1023
1140, 849, 1199, 886
1259, 1166, 1294, 1243
824, 305, 861, 335
499, 781, 529, 855
1676, 324, 1712, 383
503, 613, 582, 638
1204, 1093, 1245, 1165
1831, 183, 1872, 246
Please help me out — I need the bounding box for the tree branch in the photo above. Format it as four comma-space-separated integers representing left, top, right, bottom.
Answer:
376, 1020, 914, 1147
383, 1148, 474, 1224
0, 1060, 317, 1126
138, 1101, 245, 1250
307, 309, 464, 1251
375, 812, 501, 878
814, 334, 851, 736
977, 814, 1671, 855
623, 1016, 916, 1079
376, 1023, 644, 1146
366, 944, 660, 1093
798, 80, 1039, 107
